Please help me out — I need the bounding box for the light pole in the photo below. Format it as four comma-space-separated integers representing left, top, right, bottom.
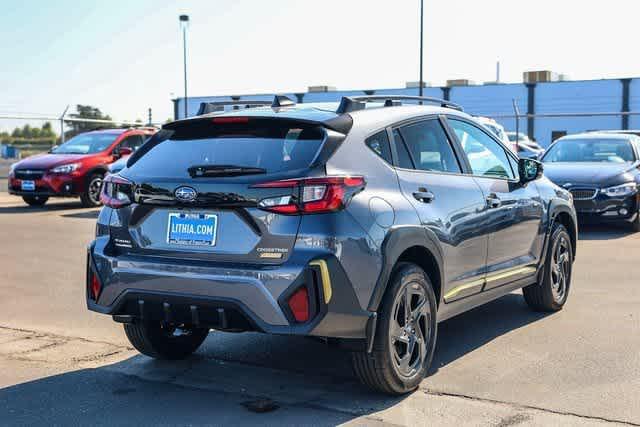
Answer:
179, 14, 189, 118
419, 0, 424, 98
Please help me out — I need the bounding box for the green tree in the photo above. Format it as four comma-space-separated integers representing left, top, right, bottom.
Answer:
11, 127, 22, 138
21, 124, 32, 139
66, 104, 114, 139
41, 122, 56, 138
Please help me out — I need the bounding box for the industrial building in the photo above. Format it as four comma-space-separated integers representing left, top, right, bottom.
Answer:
172, 71, 640, 147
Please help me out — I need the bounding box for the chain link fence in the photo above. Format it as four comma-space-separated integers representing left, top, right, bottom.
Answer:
0, 114, 158, 159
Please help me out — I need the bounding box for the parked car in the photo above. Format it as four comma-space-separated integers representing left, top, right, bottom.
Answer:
108, 135, 152, 175
590, 129, 640, 137
8, 128, 156, 207
107, 156, 129, 175
506, 131, 545, 159
476, 116, 515, 152
541, 132, 640, 230
86, 95, 577, 394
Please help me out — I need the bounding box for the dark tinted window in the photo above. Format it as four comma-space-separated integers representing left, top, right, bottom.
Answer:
128, 124, 324, 178
365, 131, 392, 164
120, 135, 145, 151
449, 119, 515, 179
392, 129, 414, 169
396, 120, 461, 173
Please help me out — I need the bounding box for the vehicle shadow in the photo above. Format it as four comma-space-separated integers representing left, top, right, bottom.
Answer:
578, 223, 635, 241
0, 293, 550, 424
0, 201, 88, 214
60, 210, 100, 219
430, 293, 548, 374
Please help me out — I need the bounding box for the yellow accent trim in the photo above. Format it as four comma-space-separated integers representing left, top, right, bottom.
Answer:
310, 260, 332, 304
485, 266, 537, 283
444, 266, 537, 301
444, 278, 484, 301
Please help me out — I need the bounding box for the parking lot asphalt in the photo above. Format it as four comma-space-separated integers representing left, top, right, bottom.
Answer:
0, 192, 638, 426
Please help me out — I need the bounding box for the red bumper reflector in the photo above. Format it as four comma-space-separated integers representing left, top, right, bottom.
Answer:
90, 272, 102, 301
287, 287, 310, 323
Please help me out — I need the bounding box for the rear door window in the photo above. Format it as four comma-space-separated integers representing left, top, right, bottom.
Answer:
127, 122, 325, 178
392, 129, 415, 169
394, 119, 461, 173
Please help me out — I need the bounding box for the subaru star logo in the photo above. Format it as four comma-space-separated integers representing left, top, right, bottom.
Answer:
175, 186, 197, 202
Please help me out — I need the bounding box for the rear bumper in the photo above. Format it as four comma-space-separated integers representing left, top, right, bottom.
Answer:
86, 238, 371, 338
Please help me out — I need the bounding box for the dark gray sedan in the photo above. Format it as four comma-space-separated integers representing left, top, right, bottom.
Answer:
541, 132, 640, 231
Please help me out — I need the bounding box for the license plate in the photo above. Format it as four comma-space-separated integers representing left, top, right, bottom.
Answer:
167, 212, 217, 246
21, 180, 35, 191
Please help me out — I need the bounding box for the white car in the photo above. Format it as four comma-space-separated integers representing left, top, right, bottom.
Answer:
476, 116, 516, 153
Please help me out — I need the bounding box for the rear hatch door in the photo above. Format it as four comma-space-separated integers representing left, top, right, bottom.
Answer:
114, 116, 333, 264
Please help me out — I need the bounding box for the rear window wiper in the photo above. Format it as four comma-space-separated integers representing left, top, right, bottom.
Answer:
187, 164, 267, 177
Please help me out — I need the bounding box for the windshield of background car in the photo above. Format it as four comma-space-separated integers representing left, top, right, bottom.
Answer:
127, 123, 325, 178
52, 133, 117, 154
543, 138, 635, 163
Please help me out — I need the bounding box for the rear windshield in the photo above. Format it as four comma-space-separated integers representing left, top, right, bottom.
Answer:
543, 138, 636, 163
127, 123, 325, 178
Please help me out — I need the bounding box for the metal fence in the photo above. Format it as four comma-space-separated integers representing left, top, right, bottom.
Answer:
477, 109, 640, 147
0, 112, 159, 159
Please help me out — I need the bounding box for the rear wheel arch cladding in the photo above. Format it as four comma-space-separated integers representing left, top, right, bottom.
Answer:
367, 226, 444, 312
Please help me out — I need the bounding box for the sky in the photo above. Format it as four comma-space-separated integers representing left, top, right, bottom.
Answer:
1, 0, 640, 132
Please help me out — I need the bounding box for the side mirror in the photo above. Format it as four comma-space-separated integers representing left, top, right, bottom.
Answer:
115, 147, 133, 157
519, 157, 543, 184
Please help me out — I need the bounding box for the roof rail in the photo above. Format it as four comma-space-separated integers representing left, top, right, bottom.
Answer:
336, 95, 463, 114
196, 95, 296, 115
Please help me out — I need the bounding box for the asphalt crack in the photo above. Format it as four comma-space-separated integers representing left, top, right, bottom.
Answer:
423, 389, 639, 426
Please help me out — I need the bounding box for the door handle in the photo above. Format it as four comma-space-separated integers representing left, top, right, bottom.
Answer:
413, 188, 435, 203
486, 193, 501, 209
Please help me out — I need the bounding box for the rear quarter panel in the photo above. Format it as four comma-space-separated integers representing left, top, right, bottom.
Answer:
324, 121, 421, 309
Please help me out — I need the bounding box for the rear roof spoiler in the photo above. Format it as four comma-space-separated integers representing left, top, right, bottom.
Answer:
196, 95, 297, 115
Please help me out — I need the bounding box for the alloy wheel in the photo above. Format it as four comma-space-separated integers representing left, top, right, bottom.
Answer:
389, 282, 432, 378
88, 176, 103, 204
550, 235, 570, 303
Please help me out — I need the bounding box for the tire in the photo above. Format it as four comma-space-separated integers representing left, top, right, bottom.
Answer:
22, 195, 49, 207
80, 173, 104, 207
124, 322, 209, 360
352, 263, 437, 395
523, 223, 573, 312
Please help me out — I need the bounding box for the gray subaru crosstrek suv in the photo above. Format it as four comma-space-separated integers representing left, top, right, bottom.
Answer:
87, 95, 577, 394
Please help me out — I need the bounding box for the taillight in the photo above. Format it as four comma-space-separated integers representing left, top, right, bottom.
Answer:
253, 176, 365, 215
100, 174, 133, 208
287, 286, 310, 322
